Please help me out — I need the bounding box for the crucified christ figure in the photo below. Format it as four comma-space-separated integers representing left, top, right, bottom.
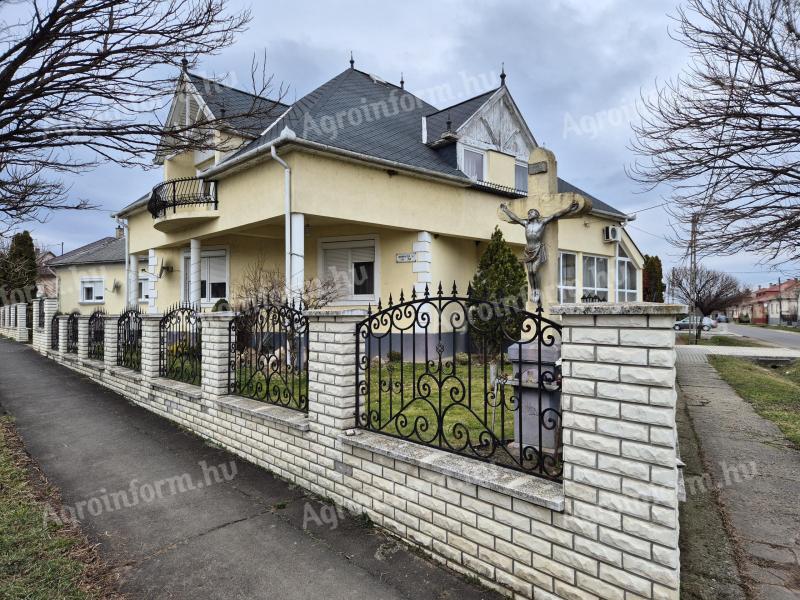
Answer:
500, 200, 580, 304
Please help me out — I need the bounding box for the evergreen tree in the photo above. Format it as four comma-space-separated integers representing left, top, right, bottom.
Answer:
2, 231, 38, 297
471, 226, 527, 304
643, 255, 665, 303
470, 227, 527, 360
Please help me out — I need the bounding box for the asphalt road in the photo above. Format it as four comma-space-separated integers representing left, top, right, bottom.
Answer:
728, 323, 800, 350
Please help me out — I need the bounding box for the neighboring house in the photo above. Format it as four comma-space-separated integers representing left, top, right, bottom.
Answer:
35, 250, 57, 297
110, 62, 643, 315
727, 280, 800, 324
50, 233, 150, 314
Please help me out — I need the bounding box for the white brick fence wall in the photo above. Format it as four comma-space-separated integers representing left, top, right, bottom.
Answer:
7, 300, 686, 600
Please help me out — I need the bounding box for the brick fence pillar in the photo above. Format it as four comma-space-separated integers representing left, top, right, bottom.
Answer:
104, 315, 119, 369
551, 302, 686, 600
199, 312, 235, 401
32, 299, 41, 349
15, 302, 27, 342
305, 309, 365, 433
140, 315, 161, 383
41, 298, 59, 354
76, 315, 89, 359
58, 315, 69, 356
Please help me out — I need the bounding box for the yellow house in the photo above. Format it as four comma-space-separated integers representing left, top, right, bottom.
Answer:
99, 63, 643, 316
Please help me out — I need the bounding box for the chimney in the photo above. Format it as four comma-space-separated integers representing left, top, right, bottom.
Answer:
115, 225, 124, 239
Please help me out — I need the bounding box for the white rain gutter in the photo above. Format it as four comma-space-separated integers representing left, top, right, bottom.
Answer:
270, 144, 293, 299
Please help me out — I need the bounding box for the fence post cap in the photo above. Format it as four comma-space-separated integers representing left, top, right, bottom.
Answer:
304, 308, 368, 318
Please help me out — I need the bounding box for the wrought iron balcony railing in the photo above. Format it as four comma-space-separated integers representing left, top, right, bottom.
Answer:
147, 177, 217, 219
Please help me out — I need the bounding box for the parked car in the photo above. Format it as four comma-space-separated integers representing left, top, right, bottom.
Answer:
716, 315, 729, 323
673, 316, 714, 331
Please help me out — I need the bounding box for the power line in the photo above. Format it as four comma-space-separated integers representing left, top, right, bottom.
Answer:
628, 202, 667, 215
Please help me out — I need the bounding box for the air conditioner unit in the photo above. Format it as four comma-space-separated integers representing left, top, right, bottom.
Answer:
603, 226, 621, 243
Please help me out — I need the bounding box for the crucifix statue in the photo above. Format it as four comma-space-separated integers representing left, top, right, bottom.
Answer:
500, 200, 580, 305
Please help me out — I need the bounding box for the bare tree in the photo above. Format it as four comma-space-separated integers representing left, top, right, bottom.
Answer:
0, 0, 286, 231
631, 0, 800, 261
234, 252, 340, 309
668, 265, 747, 316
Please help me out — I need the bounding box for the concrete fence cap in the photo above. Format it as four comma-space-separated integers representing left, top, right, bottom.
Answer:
550, 302, 688, 316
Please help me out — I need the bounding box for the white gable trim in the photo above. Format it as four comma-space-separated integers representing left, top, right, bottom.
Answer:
456, 87, 537, 159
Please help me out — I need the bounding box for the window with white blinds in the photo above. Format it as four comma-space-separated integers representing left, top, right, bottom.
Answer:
182, 249, 228, 304
320, 239, 377, 302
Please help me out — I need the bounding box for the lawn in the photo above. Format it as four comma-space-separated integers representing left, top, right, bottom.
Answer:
0, 417, 107, 599
708, 356, 800, 447
675, 334, 769, 347
232, 365, 308, 412
358, 360, 561, 472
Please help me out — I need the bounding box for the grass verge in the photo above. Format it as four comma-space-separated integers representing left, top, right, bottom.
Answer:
676, 334, 769, 347
0, 415, 118, 599
708, 356, 800, 447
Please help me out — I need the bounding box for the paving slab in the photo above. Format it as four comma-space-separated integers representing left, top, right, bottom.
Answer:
677, 348, 800, 600
0, 338, 501, 600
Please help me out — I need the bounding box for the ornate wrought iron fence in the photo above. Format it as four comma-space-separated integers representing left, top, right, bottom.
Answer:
159, 303, 201, 385
66, 313, 78, 354
88, 310, 105, 360
51, 312, 61, 350
117, 309, 142, 371
228, 302, 309, 412
12, 307, 17, 328
38, 297, 45, 328
355, 284, 563, 481
147, 177, 217, 218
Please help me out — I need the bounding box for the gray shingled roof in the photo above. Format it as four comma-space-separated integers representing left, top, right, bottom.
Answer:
425, 89, 497, 142
187, 73, 289, 138
557, 178, 627, 219
49, 236, 126, 267
227, 68, 465, 178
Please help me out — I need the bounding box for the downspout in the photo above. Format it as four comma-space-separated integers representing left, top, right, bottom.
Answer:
117, 217, 129, 307
271, 145, 292, 300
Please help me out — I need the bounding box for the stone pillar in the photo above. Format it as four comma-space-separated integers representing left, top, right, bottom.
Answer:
190, 239, 201, 306
15, 302, 27, 342
32, 299, 41, 349
140, 314, 162, 383
551, 302, 686, 600
76, 315, 90, 359
199, 312, 234, 400
58, 315, 69, 356
305, 309, 365, 434
104, 315, 119, 369
42, 298, 59, 353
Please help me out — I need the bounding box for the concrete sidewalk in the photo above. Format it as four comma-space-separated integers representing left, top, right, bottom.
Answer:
677, 349, 800, 600
0, 338, 500, 600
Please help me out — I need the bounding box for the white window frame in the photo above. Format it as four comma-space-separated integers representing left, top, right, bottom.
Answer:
616, 244, 638, 302
558, 251, 577, 304
79, 278, 105, 304
582, 254, 609, 301
180, 247, 229, 307
137, 276, 150, 303
459, 144, 485, 182
318, 235, 380, 305
515, 161, 529, 193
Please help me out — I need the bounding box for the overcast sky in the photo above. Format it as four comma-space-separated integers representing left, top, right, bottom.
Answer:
17, 0, 799, 288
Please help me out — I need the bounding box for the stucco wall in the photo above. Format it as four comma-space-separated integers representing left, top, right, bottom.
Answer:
55, 263, 140, 315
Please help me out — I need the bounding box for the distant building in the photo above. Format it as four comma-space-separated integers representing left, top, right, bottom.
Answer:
728, 279, 799, 325
35, 250, 57, 297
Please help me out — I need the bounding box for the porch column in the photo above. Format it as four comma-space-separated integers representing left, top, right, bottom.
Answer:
190, 239, 201, 306
128, 253, 139, 308
290, 213, 305, 301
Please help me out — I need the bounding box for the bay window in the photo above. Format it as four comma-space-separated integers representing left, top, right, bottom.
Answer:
582, 255, 609, 301
558, 252, 577, 303
616, 245, 638, 302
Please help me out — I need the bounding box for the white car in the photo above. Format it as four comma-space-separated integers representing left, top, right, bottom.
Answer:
673, 316, 714, 331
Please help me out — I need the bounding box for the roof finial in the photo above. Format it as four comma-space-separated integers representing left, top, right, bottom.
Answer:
500, 62, 506, 86
349, 51, 355, 69
181, 56, 189, 72
400, 72, 404, 89
446, 111, 452, 131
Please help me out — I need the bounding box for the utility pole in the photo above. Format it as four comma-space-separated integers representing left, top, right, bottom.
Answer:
689, 214, 700, 344
778, 277, 783, 326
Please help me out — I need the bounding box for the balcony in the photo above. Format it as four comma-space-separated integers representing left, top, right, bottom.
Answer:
148, 177, 219, 232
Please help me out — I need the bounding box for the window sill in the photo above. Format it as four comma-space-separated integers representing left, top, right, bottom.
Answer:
339, 429, 564, 511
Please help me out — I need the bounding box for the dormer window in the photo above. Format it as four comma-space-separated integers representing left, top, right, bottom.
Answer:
515, 162, 528, 192
462, 147, 485, 181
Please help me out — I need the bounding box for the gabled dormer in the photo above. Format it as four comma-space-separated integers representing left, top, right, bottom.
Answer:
424, 84, 537, 192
